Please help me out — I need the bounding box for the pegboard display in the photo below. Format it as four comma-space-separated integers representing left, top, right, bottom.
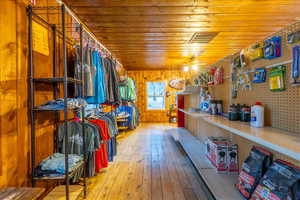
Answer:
197, 21, 300, 135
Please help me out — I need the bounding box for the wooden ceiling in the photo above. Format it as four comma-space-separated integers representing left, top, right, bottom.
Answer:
64, 0, 300, 70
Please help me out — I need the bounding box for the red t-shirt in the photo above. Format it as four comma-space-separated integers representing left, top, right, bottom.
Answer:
89, 119, 110, 172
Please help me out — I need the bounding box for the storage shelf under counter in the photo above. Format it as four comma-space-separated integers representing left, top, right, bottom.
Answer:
179, 108, 300, 162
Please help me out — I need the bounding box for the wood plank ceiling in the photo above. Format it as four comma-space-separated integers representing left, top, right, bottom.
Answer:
64, 0, 300, 70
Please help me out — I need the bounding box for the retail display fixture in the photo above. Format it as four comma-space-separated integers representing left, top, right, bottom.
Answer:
27, 5, 87, 200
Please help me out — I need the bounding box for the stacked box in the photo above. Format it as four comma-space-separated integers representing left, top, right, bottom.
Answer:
205, 136, 239, 173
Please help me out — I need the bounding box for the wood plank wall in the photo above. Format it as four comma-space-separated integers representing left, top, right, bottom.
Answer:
128, 70, 189, 122
0, 0, 74, 188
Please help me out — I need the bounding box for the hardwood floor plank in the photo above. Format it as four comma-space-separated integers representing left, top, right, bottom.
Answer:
86, 123, 208, 200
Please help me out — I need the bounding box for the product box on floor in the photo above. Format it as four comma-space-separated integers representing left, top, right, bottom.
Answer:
236, 146, 273, 199
205, 136, 239, 173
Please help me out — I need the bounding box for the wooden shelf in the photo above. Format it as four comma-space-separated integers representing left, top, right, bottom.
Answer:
34, 160, 84, 180
179, 109, 300, 162
178, 108, 211, 118
172, 128, 242, 200
43, 185, 83, 200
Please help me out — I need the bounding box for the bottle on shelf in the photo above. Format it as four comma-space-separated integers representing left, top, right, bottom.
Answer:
250, 102, 264, 127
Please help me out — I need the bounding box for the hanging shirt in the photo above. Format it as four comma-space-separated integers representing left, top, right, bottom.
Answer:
57, 121, 100, 155
83, 46, 96, 97
119, 77, 136, 101
103, 57, 121, 105
89, 119, 110, 172
86, 50, 106, 104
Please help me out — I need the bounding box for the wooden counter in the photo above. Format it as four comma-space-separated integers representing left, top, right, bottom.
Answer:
179, 109, 300, 162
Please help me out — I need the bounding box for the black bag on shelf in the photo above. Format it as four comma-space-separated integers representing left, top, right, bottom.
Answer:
236, 146, 273, 199
250, 159, 300, 200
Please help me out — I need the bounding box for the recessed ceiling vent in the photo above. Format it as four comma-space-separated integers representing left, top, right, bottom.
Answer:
189, 32, 218, 43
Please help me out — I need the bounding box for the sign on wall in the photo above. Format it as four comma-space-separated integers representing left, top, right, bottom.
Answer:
32, 21, 49, 56
168, 79, 185, 90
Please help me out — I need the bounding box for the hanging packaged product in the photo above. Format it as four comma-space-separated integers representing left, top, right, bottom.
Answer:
291, 45, 300, 84
208, 68, 216, 85
249, 42, 264, 61
240, 49, 247, 67
250, 159, 300, 200
268, 65, 286, 92
252, 68, 266, 83
236, 146, 273, 199
213, 67, 224, 85
263, 36, 281, 59
232, 55, 242, 69
287, 31, 300, 44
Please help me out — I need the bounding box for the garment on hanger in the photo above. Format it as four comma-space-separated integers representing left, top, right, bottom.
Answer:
103, 57, 121, 105
74, 46, 82, 97
119, 77, 137, 102
83, 45, 96, 97
89, 119, 110, 172
86, 50, 106, 104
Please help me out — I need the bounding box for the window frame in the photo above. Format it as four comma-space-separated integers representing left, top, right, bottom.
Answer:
146, 81, 166, 111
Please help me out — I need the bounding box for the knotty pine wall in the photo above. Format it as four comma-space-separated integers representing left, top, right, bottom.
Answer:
0, 0, 74, 188
128, 70, 189, 122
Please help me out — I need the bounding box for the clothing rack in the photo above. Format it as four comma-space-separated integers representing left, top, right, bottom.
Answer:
27, 5, 87, 200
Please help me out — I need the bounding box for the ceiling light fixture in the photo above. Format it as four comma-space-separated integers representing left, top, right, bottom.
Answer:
183, 66, 189, 72
191, 65, 198, 71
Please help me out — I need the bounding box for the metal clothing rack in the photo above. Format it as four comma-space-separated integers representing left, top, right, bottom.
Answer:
27, 5, 87, 200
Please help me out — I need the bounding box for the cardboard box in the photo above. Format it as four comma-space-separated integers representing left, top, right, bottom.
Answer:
205, 137, 239, 173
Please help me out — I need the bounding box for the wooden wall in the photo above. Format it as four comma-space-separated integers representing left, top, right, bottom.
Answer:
0, 0, 70, 188
128, 70, 189, 122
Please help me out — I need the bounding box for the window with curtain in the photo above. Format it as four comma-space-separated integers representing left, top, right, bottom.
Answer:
146, 82, 166, 110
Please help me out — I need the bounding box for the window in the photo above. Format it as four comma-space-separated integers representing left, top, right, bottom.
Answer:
147, 82, 166, 110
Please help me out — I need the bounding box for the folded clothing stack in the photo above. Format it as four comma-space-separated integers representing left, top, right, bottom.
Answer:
34, 153, 83, 178
36, 98, 87, 110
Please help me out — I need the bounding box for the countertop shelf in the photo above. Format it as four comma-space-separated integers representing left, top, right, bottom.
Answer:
178, 108, 211, 118
171, 127, 242, 200
179, 109, 300, 162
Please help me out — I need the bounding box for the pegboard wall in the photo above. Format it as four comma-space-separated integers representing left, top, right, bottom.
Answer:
204, 21, 300, 135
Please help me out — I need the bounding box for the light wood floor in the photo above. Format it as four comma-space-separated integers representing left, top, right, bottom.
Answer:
86, 123, 209, 200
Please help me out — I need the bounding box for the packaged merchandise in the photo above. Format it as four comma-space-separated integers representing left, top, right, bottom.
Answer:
287, 31, 300, 44
251, 102, 264, 128
236, 146, 273, 199
249, 42, 264, 61
268, 65, 286, 92
205, 137, 238, 173
227, 144, 239, 173
264, 36, 282, 59
252, 68, 267, 83
251, 159, 300, 200
232, 55, 242, 68
292, 45, 300, 84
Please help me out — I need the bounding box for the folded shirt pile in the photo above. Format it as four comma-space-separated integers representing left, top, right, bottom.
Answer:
36, 98, 87, 110
34, 153, 83, 178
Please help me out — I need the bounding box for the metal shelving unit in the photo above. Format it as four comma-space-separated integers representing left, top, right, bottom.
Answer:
27, 5, 87, 200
